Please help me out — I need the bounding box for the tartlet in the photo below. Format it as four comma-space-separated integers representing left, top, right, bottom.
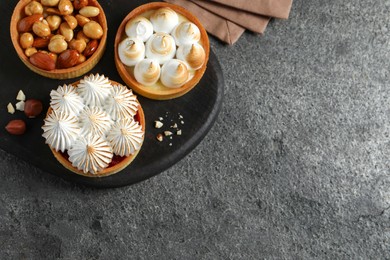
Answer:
42, 74, 145, 177
114, 2, 210, 100
10, 0, 108, 79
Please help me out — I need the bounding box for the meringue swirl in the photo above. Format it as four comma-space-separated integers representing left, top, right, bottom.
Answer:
42, 110, 80, 153
134, 59, 161, 86
78, 106, 113, 137
118, 37, 145, 67
176, 43, 206, 70
107, 118, 144, 157
68, 134, 113, 174
77, 74, 112, 107
50, 84, 84, 116
150, 7, 179, 33
160, 59, 190, 88
125, 16, 153, 42
145, 33, 176, 64
172, 22, 201, 46
104, 84, 139, 120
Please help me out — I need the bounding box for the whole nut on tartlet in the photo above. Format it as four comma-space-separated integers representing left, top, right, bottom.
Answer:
73, 0, 88, 10
20, 32, 34, 49
83, 21, 103, 39
69, 39, 86, 53
46, 15, 62, 31
25, 47, 38, 57
32, 37, 51, 49
24, 99, 43, 118
63, 15, 78, 30
79, 6, 100, 17
5, 120, 26, 135
57, 49, 79, 68
48, 35, 68, 53
24, 1, 44, 16
83, 39, 98, 56
17, 14, 43, 33
32, 20, 51, 37
29, 52, 56, 70
41, 0, 60, 7
58, 0, 74, 16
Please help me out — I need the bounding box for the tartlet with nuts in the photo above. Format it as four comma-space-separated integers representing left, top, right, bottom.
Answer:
10, 0, 107, 79
114, 2, 210, 100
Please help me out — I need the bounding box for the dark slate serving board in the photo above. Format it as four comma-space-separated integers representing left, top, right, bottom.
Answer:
0, 0, 224, 188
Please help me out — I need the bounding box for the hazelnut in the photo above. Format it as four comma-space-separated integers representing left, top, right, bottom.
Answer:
5, 120, 26, 135
73, 0, 88, 10
25, 47, 38, 57
24, 99, 43, 118
24, 1, 43, 16
20, 32, 34, 49
58, 0, 74, 15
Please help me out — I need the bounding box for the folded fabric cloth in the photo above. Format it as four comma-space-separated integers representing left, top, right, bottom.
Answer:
164, 0, 245, 45
207, 0, 293, 19
190, 0, 270, 34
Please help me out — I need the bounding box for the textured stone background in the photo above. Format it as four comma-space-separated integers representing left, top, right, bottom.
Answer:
1, 0, 390, 259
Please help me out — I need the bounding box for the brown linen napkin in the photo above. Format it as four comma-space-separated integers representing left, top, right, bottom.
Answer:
164, 0, 245, 44
190, 0, 270, 34
208, 0, 293, 19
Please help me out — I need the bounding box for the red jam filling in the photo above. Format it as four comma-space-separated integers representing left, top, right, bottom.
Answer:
60, 111, 140, 168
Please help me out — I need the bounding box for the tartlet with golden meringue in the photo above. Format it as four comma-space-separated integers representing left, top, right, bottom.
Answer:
114, 2, 210, 100
10, 0, 108, 79
42, 74, 145, 177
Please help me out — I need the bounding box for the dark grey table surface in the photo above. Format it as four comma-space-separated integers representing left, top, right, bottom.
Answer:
1, 0, 389, 259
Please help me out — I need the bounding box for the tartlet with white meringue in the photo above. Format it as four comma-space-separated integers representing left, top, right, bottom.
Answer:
42, 73, 145, 177
115, 2, 209, 100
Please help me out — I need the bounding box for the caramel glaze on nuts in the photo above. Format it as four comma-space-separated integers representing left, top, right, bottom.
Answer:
17, 0, 104, 71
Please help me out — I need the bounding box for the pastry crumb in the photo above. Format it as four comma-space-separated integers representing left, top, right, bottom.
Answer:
156, 133, 163, 142
177, 129, 182, 135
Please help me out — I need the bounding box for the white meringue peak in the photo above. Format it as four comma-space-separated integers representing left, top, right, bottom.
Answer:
68, 134, 113, 174
77, 74, 112, 107
134, 59, 161, 86
118, 37, 145, 67
50, 84, 84, 116
176, 43, 206, 70
150, 7, 179, 33
107, 118, 144, 157
104, 84, 139, 120
125, 16, 154, 42
145, 33, 176, 65
42, 110, 80, 153
160, 59, 190, 88
78, 106, 113, 137
172, 22, 201, 46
